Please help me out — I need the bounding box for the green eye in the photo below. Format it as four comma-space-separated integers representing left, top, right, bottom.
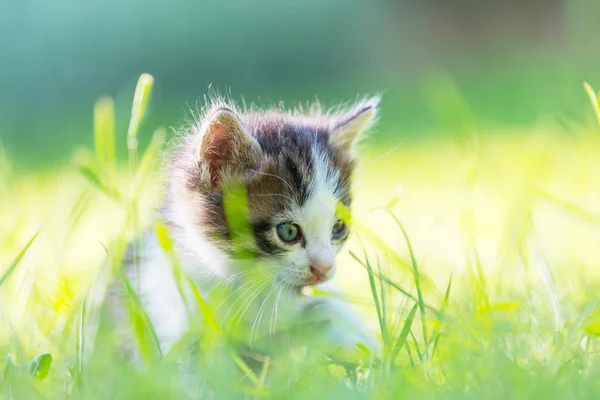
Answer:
332, 219, 347, 240
276, 222, 301, 243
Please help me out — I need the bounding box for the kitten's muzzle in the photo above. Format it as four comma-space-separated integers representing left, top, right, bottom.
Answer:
309, 263, 333, 284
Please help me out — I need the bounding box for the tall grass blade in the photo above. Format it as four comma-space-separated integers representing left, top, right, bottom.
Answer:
93, 97, 116, 173
420, 70, 477, 151
119, 270, 163, 363
386, 211, 428, 343
349, 251, 437, 313
222, 182, 255, 261
77, 166, 121, 202
339, 202, 440, 296
376, 257, 388, 351
390, 302, 418, 363
0, 229, 40, 288
126, 73, 154, 292
74, 292, 87, 390
360, 246, 389, 348
532, 187, 600, 224
532, 246, 564, 332
468, 243, 490, 313
154, 222, 188, 299
583, 82, 600, 126
405, 341, 415, 368
409, 331, 423, 361
429, 275, 452, 358
127, 73, 154, 149
134, 127, 166, 197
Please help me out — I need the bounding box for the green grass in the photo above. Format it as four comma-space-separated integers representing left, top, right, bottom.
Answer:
2, 75, 600, 399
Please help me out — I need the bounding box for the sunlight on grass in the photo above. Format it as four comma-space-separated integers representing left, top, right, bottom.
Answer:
1, 76, 600, 398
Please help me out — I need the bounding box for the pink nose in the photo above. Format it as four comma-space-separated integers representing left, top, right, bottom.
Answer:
310, 263, 332, 278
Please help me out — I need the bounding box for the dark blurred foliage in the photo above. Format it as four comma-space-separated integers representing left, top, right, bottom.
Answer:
0, 0, 599, 168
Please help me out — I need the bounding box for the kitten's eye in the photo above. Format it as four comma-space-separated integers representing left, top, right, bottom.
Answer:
276, 222, 301, 243
332, 219, 348, 240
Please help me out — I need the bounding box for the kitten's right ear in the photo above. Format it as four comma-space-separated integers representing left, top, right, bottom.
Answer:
199, 108, 262, 188
329, 97, 379, 157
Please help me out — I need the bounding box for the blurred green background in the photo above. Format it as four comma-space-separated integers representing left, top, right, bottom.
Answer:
2, 0, 599, 170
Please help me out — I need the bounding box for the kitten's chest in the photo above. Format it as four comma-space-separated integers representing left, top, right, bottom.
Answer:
213, 280, 299, 343
133, 237, 300, 352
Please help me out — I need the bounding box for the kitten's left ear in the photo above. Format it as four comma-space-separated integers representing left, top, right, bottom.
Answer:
199, 108, 263, 189
329, 97, 379, 156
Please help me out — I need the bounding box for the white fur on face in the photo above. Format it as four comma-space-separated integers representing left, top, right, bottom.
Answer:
274, 148, 347, 287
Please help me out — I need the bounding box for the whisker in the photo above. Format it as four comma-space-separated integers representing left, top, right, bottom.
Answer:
249, 193, 296, 203
233, 279, 272, 328
256, 171, 295, 194
269, 285, 285, 336
364, 142, 404, 167
219, 278, 268, 324
215, 276, 259, 311
250, 282, 276, 344
221, 269, 255, 287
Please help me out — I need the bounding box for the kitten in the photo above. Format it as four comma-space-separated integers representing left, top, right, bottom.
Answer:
108, 95, 380, 360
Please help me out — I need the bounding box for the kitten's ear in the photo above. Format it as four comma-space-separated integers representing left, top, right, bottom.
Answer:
329, 97, 379, 156
199, 108, 262, 188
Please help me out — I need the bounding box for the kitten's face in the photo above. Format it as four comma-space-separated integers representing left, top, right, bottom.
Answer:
169, 98, 378, 288
259, 188, 349, 288
245, 133, 353, 288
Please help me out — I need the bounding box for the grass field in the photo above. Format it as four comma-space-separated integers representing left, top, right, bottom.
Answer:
2, 75, 600, 399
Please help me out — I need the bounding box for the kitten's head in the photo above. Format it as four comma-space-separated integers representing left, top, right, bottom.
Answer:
167, 96, 379, 288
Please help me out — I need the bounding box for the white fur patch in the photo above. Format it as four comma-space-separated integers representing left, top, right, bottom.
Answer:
166, 182, 232, 280
274, 147, 343, 286
136, 234, 190, 353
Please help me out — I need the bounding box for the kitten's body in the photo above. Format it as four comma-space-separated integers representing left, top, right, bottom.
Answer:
109, 96, 380, 359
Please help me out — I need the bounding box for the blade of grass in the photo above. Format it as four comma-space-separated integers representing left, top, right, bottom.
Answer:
386, 211, 428, 343
420, 70, 477, 152
533, 245, 564, 332
119, 269, 163, 363
127, 73, 154, 147
64, 189, 92, 235
154, 221, 194, 315
2, 353, 15, 383
376, 256, 389, 351
349, 251, 438, 313
405, 341, 415, 368
468, 242, 491, 313
134, 127, 166, 198
390, 302, 418, 362
532, 187, 600, 224
584, 82, 600, 126
338, 201, 441, 297
74, 291, 87, 391
77, 166, 121, 202
355, 219, 439, 294
409, 330, 423, 361
222, 182, 256, 261
360, 245, 389, 349
429, 275, 452, 359
93, 97, 116, 176
0, 229, 40, 288
127, 73, 154, 293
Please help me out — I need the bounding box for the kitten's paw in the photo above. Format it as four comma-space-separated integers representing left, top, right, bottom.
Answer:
325, 322, 381, 361
303, 296, 381, 360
